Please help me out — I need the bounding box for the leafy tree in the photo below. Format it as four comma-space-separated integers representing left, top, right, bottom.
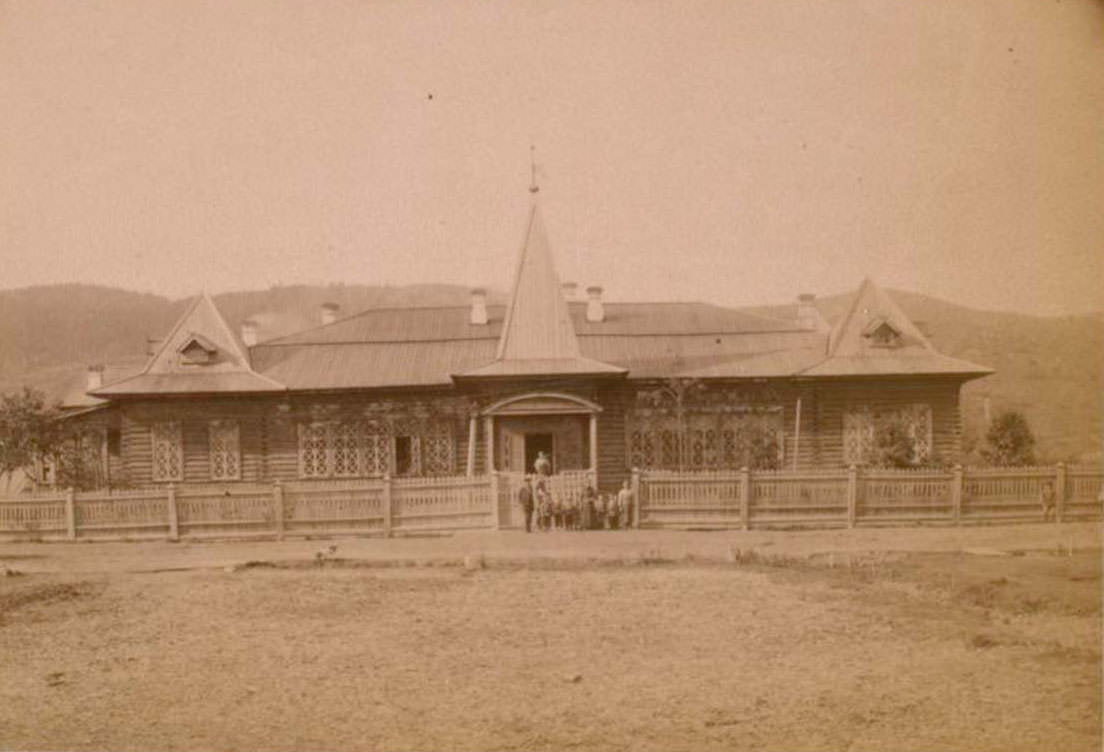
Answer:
983, 411, 1036, 466
0, 388, 104, 490
873, 418, 918, 468
747, 426, 782, 470
0, 387, 61, 479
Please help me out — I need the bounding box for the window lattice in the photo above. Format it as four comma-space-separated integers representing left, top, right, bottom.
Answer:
842, 404, 933, 466
151, 421, 183, 482
208, 421, 241, 480
362, 432, 389, 476
331, 423, 361, 477
423, 431, 453, 475
296, 420, 448, 478
628, 411, 784, 470
299, 423, 330, 478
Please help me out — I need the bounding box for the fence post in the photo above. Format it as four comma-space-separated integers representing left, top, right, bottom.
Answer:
382, 474, 393, 537
846, 465, 858, 528
167, 483, 178, 541
631, 468, 641, 528
1055, 462, 1066, 523
65, 487, 76, 540
739, 466, 751, 531
491, 471, 502, 529
950, 465, 963, 525
272, 482, 284, 541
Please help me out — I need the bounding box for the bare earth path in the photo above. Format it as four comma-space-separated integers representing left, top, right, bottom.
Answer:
1, 524, 1100, 751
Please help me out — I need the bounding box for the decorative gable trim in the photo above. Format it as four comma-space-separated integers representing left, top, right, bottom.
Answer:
860, 318, 903, 348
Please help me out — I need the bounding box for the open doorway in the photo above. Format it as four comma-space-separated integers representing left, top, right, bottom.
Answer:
524, 432, 555, 475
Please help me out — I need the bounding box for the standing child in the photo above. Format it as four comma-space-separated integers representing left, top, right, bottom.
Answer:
1040, 481, 1056, 522
607, 492, 620, 530
594, 492, 607, 530
618, 480, 634, 529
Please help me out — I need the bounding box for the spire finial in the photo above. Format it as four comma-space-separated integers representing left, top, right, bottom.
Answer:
529, 144, 539, 194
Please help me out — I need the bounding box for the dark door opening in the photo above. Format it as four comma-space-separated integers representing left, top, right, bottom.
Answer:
525, 433, 555, 475
394, 435, 414, 476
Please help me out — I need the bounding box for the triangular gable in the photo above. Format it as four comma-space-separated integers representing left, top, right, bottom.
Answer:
801, 279, 992, 378
827, 279, 930, 357
143, 293, 251, 373
457, 204, 623, 378
91, 293, 285, 396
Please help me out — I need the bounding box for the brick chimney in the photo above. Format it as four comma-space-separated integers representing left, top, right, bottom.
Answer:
320, 302, 340, 326
87, 365, 105, 391
796, 293, 827, 332
240, 319, 258, 347
585, 286, 605, 323
469, 288, 488, 325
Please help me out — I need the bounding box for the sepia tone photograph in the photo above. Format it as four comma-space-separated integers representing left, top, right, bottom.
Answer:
0, 1, 1101, 750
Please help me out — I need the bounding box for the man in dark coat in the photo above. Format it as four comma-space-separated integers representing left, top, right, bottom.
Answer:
517, 477, 535, 533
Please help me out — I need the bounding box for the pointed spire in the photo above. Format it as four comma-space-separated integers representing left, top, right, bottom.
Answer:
456, 204, 624, 379
496, 204, 580, 361
529, 144, 539, 195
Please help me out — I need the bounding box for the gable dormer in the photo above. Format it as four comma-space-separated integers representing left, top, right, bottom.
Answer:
178, 333, 220, 365
861, 317, 903, 348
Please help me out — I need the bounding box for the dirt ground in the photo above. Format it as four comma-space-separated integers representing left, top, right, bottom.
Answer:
1, 525, 1100, 751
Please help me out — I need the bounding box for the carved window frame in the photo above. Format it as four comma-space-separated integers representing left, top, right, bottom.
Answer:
208, 420, 241, 481
151, 421, 183, 482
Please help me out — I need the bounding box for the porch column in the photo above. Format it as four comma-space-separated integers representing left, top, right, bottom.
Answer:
588, 413, 598, 479
483, 415, 495, 473
465, 416, 478, 476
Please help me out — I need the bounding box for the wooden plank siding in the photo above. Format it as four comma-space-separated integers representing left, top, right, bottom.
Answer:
809, 377, 964, 467
100, 375, 968, 488
595, 383, 629, 492
120, 399, 272, 485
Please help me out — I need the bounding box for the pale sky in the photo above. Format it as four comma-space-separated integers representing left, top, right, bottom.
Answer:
1, 0, 1101, 316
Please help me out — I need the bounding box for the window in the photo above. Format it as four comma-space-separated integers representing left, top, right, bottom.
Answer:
208, 420, 241, 480
177, 334, 219, 366
862, 318, 902, 349
151, 421, 183, 482
842, 404, 933, 466
628, 411, 783, 470
297, 422, 391, 479
299, 423, 330, 478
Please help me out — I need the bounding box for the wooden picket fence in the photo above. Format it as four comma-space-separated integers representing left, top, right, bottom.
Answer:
0, 465, 1099, 541
0, 474, 497, 542
636, 464, 1103, 529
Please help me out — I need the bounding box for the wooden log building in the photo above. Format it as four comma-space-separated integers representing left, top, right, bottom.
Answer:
61, 202, 991, 492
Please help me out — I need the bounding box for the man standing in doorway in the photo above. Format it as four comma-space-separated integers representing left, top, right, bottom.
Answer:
534, 450, 552, 478
517, 476, 535, 533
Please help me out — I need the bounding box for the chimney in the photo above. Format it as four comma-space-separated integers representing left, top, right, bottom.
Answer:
796, 293, 826, 332
561, 281, 578, 301
240, 319, 258, 347
87, 364, 105, 391
320, 302, 340, 326
469, 287, 488, 325
585, 286, 605, 323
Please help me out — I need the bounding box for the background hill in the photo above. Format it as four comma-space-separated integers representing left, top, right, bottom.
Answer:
0, 284, 1099, 464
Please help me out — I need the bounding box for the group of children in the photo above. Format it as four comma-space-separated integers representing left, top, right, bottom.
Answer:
525, 479, 634, 532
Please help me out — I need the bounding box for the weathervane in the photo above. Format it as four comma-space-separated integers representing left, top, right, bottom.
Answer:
529, 144, 539, 194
